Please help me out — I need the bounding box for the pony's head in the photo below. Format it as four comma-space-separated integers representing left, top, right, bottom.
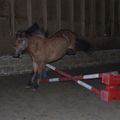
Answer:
13, 31, 28, 58
13, 23, 46, 58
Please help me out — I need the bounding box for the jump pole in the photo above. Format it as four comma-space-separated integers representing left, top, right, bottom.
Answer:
46, 64, 101, 95
45, 64, 120, 101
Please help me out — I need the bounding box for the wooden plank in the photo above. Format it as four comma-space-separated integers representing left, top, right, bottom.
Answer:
110, 0, 115, 36
100, 0, 105, 36
69, 0, 74, 31
90, 0, 96, 36
56, 0, 61, 30
80, 0, 85, 36
42, 0, 47, 31
27, 0, 32, 27
10, 0, 15, 36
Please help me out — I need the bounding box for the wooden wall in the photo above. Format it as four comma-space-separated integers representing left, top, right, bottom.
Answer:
0, 0, 120, 54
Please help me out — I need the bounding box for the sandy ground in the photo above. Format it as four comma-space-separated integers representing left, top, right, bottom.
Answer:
0, 72, 120, 120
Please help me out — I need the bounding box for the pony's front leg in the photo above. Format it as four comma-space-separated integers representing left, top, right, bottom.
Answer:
32, 71, 44, 91
36, 63, 47, 86
32, 63, 45, 90
31, 72, 39, 89
26, 71, 38, 89
26, 61, 38, 89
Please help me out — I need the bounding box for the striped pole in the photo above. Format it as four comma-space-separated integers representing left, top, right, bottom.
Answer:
46, 64, 73, 78
76, 80, 101, 95
46, 64, 117, 79
40, 77, 101, 95
45, 64, 101, 95
46, 64, 102, 79
41, 74, 102, 82
40, 75, 101, 83
45, 64, 120, 101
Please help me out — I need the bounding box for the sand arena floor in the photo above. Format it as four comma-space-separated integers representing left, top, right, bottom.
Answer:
0, 71, 120, 120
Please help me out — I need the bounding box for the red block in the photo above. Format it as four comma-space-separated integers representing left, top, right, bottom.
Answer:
102, 73, 120, 85
101, 86, 120, 102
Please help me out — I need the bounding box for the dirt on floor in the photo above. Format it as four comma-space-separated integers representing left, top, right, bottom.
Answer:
0, 72, 120, 120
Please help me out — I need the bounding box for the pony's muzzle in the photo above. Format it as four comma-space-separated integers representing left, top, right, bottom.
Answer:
13, 47, 22, 58
13, 54, 20, 58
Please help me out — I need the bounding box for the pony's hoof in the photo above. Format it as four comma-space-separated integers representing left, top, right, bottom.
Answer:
31, 83, 38, 92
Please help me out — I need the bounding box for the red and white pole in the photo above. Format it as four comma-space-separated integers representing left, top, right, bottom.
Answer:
46, 64, 101, 95
45, 64, 120, 102
77, 80, 100, 95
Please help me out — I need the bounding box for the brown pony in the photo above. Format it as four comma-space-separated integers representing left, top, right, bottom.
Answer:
13, 23, 93, 90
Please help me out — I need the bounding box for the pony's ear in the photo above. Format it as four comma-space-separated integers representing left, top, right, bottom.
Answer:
32, 23, 40, 30
26, 22, 40, 34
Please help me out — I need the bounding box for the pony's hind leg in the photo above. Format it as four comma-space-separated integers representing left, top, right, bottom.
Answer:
42, 68, 48, 78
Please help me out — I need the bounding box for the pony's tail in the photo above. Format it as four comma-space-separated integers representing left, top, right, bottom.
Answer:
75, 37, 94, 54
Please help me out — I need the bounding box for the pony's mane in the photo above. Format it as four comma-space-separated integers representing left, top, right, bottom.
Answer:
16, 23, 47, 38
25, 23, 48, 37
25, 23, 40, 36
